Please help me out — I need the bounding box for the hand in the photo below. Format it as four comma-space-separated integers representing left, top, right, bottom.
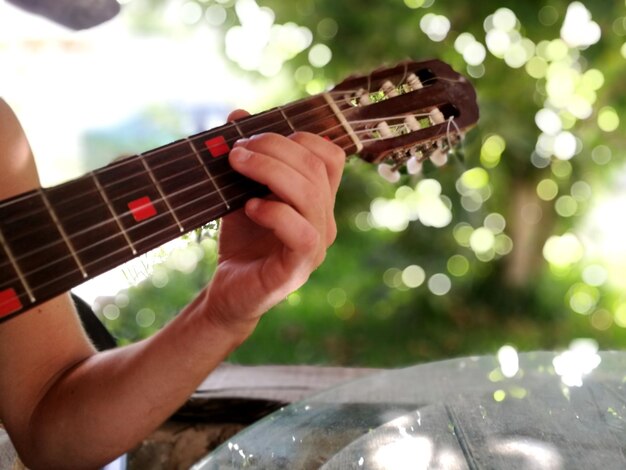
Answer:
202, 110, 345, 334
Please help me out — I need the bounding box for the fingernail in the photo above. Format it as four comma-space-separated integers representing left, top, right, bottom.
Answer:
231, 147, 252, 163
233, 138, 249, 148
246, 198, 260, 212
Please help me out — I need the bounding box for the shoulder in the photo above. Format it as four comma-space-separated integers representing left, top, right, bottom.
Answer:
0, 99, 94, 430
0, 98, 40, 199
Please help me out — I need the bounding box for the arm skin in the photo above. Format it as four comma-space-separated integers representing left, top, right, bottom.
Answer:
0, 103, 345, 469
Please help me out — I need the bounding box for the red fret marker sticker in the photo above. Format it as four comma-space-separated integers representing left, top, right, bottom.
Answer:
204, 136, 230, 157
128, 196, 157, 222
0, 288, 22, 318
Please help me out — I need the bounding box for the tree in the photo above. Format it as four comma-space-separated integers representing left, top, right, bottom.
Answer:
102, 0, 626, 366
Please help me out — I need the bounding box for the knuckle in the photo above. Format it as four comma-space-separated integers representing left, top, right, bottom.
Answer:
305, 152, 326, 176
332, 147, 347, 165
289, 131, 314, 143
247, 132, 282, 150
327, 220, 338, 244
314, 249, 327, 268
299, 227, 321, 252
301, 184, 322, 205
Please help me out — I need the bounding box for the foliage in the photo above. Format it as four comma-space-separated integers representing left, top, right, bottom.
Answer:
100, 0, 626, 366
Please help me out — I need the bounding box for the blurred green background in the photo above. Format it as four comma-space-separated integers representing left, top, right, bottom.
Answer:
9, 0, 626, 368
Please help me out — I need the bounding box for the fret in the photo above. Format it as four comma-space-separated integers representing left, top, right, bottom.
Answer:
142, 138, 230, 230
91, 172, 137, 255
322, 92, 364, 153
190, 122, 268, 211
206, 156, 267, 207
232, 120, 246, 138
0, 225, 34, 316
0, 190, 84, 302
236, 108, 294, 137
46, 176, 134, 276
139, 153, 184, 232
187, 123, 251, 218
186, 138, 230, 210
278, 105, 297, 133
94, 157, 181, 255
280, 95, 330, 131
0, 59, 479, 323
281, 95, 357, 151
38, 188, 87, 278
189, 122, 242, 164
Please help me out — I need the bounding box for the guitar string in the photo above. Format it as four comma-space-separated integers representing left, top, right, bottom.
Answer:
1, 136, 463, 314
1, 107, 445, 262
2, 105, 439, 234
0, 116, 421, 277
1, 71, 454, 213
0, 115, 462, 306
0, 69, 448, 212
0, 69, 447, 217
0, 89, 357, 211
0, 110, 455, 282
0, 188, 261, 305
0, 78, 463, 300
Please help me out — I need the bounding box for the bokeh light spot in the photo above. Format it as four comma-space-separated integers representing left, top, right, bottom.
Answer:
461, 167, 489, 190
402, 265, 426, 288
484, 213, 506, 234
308, 43, 332, 68
447, 255, 470, 277
537, 179, 559, 201
428, 273, 452, 296
591, 145, 611, 165
103, 304, 120, 321
597, 106, 619, 132
481, 134, 506, 168
543, 233, 584, 268
136, 308, 156, 328
327, 288, 347, 308
555, 195, 578, 217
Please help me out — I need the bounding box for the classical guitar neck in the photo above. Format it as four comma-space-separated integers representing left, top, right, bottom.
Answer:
0, 59, 478, 322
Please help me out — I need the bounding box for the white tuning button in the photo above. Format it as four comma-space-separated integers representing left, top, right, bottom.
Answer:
406, 155, 423, 175
381, 80, 399, 98
404, 115, 421, 131
429, 148, 448, 167
377, 121, 393, 138
429, 108, 446, 125
357, 89, 371, 105
407, 73, 424, 90
378, 163, 401, 183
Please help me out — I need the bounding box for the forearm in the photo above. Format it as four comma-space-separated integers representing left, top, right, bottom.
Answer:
20, 290, 256, 469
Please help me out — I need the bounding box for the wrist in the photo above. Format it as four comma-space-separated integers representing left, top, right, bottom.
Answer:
185, 286, 260, 350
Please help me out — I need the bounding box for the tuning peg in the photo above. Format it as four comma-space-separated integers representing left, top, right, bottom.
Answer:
429, 148, 448, 167
406, 73, 424, 90
404, 115, 421, 131
357, 88, 372, 106
406, 155, 423, 175
377, 121, 393, 138
429, 108, 446, 125
378, 163, 401, 183
381, 81, 399, 98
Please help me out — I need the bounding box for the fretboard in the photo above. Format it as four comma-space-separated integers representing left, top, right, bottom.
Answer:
0, 93, 356, 321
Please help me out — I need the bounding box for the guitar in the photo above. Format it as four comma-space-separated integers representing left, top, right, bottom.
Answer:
0, 59, 478, 322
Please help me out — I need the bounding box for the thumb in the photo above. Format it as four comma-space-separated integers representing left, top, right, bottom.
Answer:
227, 109, 250, 122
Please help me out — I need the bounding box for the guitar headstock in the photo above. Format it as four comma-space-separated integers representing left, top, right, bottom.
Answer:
329, 59, 478, 179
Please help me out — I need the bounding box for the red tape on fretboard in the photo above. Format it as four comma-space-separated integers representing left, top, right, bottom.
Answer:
204, 136, 230, 157
0, 288, 22, 318
128, 196, 157, 222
